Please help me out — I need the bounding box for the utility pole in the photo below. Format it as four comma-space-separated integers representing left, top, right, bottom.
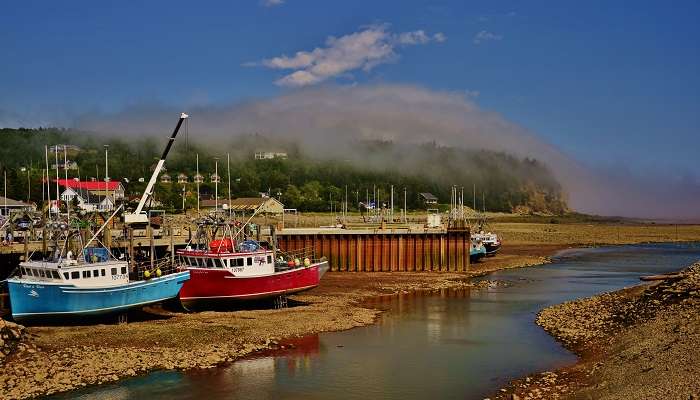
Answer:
54, 146, 59, 214
64, 146, 69, 221
45, 145, 50, 218
390, 185, 394, 222
196, 153, 200, 216
403, 186, 407, 223
227, 153, 232, 218
214, 157, 219, 213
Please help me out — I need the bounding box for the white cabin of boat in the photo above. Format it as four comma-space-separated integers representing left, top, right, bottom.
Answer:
177, 248, 276, 277
17, 256, 129, 287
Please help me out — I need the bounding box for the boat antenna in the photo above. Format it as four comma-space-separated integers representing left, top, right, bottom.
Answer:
125, 112, 189, 224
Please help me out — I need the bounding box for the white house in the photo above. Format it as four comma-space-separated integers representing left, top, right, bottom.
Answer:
60, 188, 115, 212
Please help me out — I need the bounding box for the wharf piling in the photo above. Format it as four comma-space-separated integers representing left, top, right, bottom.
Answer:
276, 228, 470, 272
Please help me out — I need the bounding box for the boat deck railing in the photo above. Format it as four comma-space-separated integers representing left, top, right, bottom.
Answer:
276, 246, 320, 263
132, 258, 181, 281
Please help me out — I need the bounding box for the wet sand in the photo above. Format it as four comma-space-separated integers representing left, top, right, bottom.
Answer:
2, 222, 700, 399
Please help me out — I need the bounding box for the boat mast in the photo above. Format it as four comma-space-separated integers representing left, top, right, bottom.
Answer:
125, 113, 189, 224
45, 145, 51, 219
64, 146, 69, 221
227, 153, 232, 218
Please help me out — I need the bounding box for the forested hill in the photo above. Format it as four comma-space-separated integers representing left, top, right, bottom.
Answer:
0, 128, 568, 214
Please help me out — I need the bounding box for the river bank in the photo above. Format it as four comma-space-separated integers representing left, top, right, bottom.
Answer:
2, 222, 700, 399
493, 261, 700, 400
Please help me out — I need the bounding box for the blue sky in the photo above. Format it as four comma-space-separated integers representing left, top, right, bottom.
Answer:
2, 0, 699, 175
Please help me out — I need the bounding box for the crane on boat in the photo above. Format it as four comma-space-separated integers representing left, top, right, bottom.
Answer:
124, 112, 189, 224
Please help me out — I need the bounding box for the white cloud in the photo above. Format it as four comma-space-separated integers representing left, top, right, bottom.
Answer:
465, 89, 480, 99
261, 0, 284, 7
255, 25, 446, 87
473, 30, 503, 45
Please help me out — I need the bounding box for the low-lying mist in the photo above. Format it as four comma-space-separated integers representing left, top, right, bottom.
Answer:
73, 84, 700, 220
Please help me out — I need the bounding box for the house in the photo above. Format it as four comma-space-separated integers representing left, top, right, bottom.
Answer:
229, 197, 284, 214
177, 173, 188, 184
419, 192, 438, 207
193, 173, 204, 183
210, 173, 221, 183
60, 188, 115, 211
48, 144, 81, 154
50, 161, 79, 170
0, 196, 36, 217
160, 174, 172, 183
200, 197, 284, 214
56, 179, 125, 200
254, 151, 288, 160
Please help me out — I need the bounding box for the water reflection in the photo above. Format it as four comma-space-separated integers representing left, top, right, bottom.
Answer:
53, 243, 700, 400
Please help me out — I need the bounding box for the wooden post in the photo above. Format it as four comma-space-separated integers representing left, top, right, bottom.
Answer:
148, 223, 154, 268
169, 223, 174, 267
42, 229, 47, 255
104, 224, 112, 250
23, 236, 28, 261
128, 227, 134, 271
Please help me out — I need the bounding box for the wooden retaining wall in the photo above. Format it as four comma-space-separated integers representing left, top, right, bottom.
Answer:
276, 230, 470, 272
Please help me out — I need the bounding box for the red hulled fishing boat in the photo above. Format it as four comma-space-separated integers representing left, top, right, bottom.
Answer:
176, 217, 328, 310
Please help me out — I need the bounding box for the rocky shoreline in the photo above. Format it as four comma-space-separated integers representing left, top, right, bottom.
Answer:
493, 262, 700, 400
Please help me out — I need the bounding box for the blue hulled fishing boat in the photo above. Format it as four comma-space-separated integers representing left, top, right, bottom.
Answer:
7, 112, 192, 323
7, 221, 189, 323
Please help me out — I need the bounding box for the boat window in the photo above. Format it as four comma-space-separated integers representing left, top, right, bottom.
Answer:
121, 267, 127, 275
101, 269, 106, 277
206, 258, 215, 268
93, 269, 99, 277
39, 270, 46, 278
71, 271, 80, 279
20, 267, 25, 275
51, 270, 60, 279
247, 257, 252, 266
221, 259, 228, 268
217, 259, 226, 268
233, 258, 242, 267
267, 255, 272, 264
111, 267, 117, 275
83, 270, 91, 278
64, 272, 69, 280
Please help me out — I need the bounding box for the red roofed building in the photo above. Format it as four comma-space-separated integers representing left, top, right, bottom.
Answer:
56, 179, 125, 200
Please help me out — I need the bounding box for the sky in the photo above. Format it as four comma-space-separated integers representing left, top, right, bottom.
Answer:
1, 1, 699, 216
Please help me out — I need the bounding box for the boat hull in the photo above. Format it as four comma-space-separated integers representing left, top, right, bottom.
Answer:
7, 271, 190, 323
179, 261, 329, 309
484, 242, 501, 255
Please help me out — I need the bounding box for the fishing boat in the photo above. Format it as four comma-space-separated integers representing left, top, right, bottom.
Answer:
176, 217, 329, 310
472, 231, 501, 256
6, 218, 190, 323
7, 112, 193, 323
470, 237, 487, 262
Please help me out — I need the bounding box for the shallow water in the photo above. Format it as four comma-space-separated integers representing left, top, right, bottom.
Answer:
55, 242, 700, 400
